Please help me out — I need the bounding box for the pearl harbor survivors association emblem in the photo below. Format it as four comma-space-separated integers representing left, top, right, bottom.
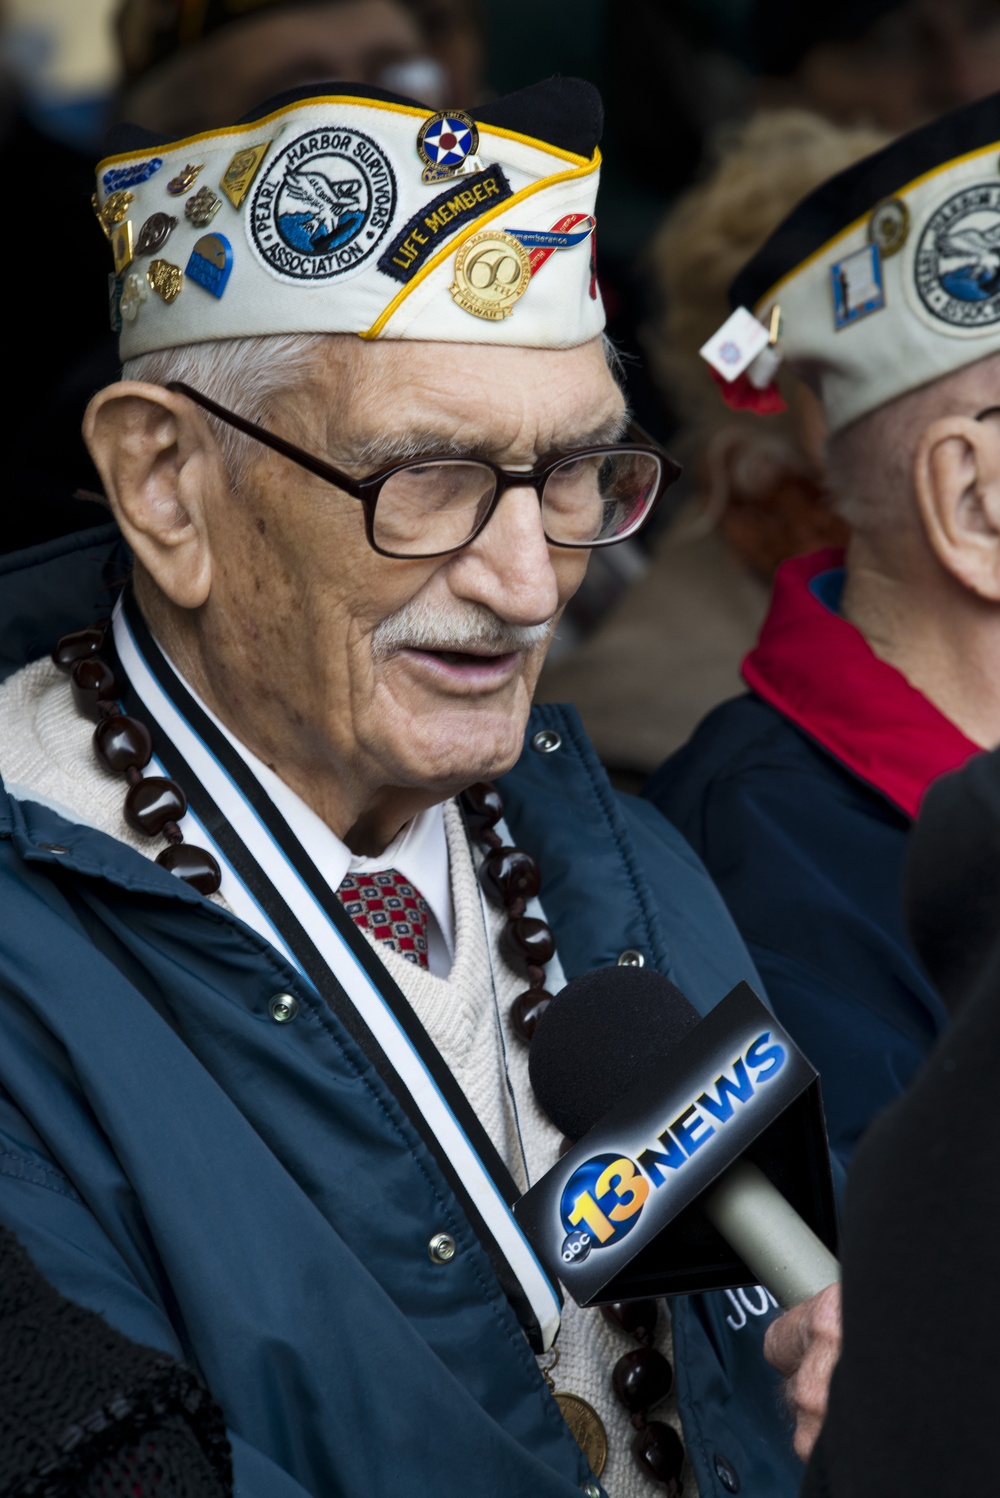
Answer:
914, 183, 1000, 330
249, 127, 397, 281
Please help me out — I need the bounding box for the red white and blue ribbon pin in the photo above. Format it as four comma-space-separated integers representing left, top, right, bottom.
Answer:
505, 214, 596, 272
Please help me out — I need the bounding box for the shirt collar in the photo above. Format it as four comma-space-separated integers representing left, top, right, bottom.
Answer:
236, 751, 455, 962
742, 547, 981, 819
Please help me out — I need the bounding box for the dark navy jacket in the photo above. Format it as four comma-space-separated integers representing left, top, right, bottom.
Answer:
0, 528, 803, 1498
645, 549, 975, 1171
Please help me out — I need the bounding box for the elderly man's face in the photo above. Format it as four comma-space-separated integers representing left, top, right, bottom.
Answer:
195, 337, 623, 827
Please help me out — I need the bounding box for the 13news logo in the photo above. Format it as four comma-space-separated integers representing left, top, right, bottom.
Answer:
558, 1031, 786, 1265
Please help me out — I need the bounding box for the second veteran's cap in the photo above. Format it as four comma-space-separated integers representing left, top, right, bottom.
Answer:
701, 91, 1000, 434
95, 77, 604, 359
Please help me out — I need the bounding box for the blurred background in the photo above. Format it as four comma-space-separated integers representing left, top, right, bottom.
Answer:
9, 0, 1000, 783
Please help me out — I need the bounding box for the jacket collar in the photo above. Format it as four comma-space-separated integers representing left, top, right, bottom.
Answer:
742, 548, 981, 819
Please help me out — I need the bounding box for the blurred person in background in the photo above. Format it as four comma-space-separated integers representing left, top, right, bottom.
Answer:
113, 0, 478, 135
537, 109, 886, 788
0, 0, 117, 549
403, 0, 486, 108
750, 0, 1000, 132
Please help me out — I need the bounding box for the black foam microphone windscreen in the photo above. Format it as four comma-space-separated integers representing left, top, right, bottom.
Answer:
527, 966, 700, 1141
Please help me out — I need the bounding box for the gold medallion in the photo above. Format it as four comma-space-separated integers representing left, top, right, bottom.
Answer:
167, 163, 203, 196
185, 186, 221, 227
220, 141, 271, 208
147, 258, 183, 303
111, 218, 134, 275
868, 196, 910, 257
450, 230, 531, 321
555, 1393, 608, 1478
98, 189, 134, 238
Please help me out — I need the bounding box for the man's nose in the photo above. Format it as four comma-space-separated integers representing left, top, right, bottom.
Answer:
451, 481, 562, 624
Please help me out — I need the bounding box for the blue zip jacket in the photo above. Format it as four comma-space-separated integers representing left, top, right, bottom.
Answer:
0, 526, 801, 1498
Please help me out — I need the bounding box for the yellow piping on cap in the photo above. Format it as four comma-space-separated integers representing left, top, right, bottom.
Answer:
97, 94, 587, 176
97, 93, 426, 172
751, 134, 1000, 317
361, 150, 601, 340
466, 120, 587, 167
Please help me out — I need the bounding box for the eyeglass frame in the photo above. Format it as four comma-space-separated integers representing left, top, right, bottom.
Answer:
166, 380, 682, 560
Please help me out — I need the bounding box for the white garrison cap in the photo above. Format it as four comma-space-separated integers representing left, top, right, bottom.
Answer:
702, 91, 1000, 434
94, 78, 604, 359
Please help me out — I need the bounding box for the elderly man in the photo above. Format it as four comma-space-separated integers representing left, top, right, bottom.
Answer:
647, 88, 1000, 1452
0, 79, 802, 1498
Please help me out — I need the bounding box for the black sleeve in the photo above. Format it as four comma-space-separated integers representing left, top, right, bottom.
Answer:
0, 1224, 232, 1498
800, 743, 1000, 1495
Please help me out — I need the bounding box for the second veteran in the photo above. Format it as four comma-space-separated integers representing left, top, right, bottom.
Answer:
0, 79, 802, 1497
648, 88, 1000, 1456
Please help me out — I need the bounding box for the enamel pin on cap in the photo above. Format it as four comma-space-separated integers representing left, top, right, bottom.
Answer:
186, 233, 233, 298
416, 110, 482, 184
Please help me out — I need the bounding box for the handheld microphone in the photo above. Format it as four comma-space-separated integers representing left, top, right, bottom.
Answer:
514, 968, 839, 1310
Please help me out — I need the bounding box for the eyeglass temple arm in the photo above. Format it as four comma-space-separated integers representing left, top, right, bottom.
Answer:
165, 381, 365, 497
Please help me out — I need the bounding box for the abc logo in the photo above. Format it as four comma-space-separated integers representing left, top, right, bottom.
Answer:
559, 1152, 649, 1253
560, 1229, 593, 1264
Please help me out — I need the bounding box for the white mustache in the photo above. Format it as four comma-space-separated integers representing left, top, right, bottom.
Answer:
371, 599, 554, 659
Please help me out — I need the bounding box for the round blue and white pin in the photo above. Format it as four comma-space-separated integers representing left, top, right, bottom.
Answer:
417, 110, 479, 183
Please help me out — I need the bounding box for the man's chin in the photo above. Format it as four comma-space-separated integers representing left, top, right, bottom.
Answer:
389, 708, 531, 793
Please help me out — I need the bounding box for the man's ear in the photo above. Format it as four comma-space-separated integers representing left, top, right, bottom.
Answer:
913, 415, 1000, 601
83, 381, 222, 609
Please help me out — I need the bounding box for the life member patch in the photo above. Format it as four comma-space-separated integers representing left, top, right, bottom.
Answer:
248, 126, 397, 283
914, 183, 1000, 330
377, 164, 512, 283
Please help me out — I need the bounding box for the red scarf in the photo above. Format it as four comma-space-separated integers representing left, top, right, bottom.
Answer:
742, 549, 980, 819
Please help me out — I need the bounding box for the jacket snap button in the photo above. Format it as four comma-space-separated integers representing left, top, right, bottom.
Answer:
531, 729, 562, 753
581, 1485, 602, 1498
268, 993, 299, 1024
428, 1232, 456, 1264
617, 949, 644, 967
713, 1453, 740, 1492
39, 843, 70, 855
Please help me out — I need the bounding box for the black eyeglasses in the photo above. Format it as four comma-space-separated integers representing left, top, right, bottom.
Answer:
167, 381, 681, 560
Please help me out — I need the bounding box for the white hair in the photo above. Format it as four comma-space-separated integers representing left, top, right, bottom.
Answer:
123, 333, 326, 483
123, 330, 627, 485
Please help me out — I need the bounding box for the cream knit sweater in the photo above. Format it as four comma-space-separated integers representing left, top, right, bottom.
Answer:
0, 655, 697, 1498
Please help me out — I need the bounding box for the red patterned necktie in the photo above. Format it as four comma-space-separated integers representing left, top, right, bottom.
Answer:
336, 869, 430, 968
